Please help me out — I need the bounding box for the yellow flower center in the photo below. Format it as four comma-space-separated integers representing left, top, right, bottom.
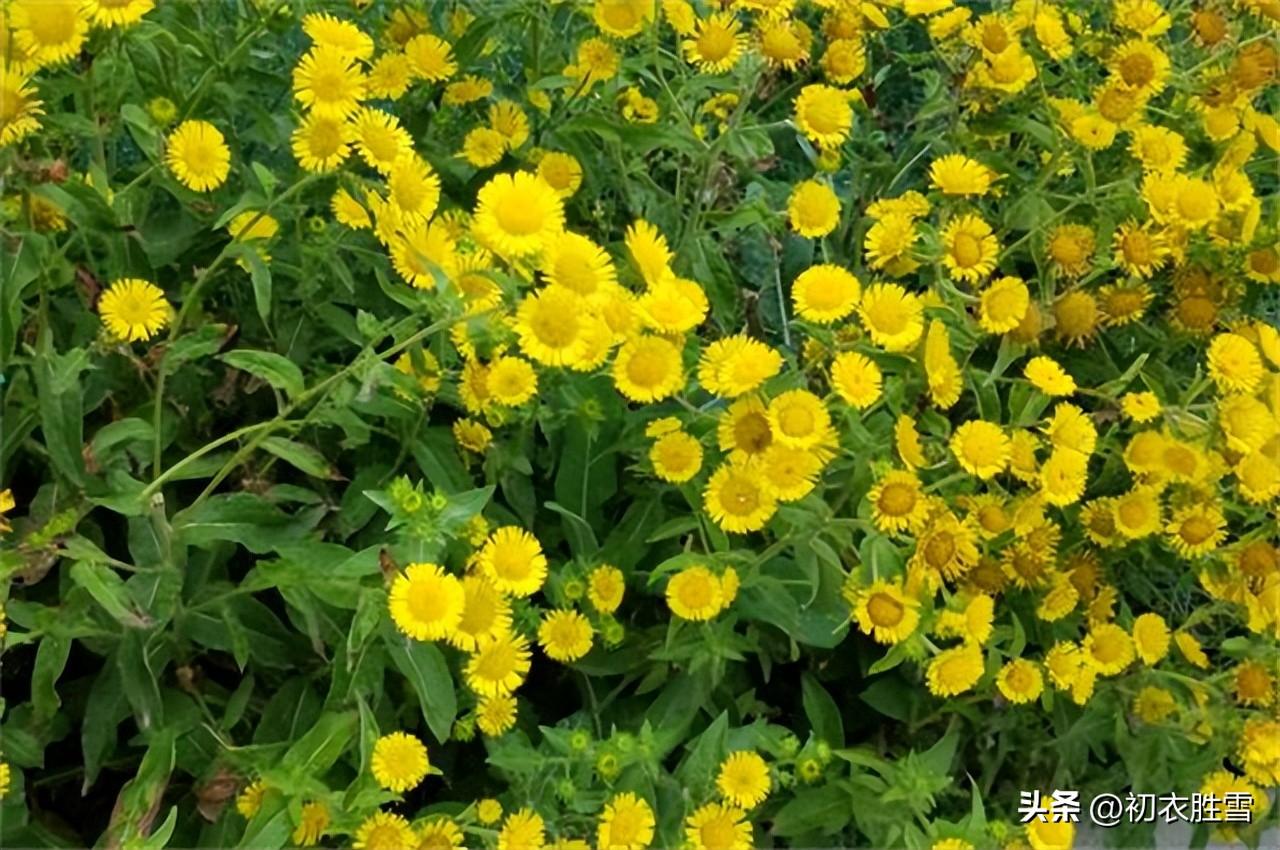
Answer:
801, 95, 844, 134
1179, 516, 1215, 545
981, 22, 1010, 54
28, 5, 78, 44
866, 592, 905, 627
697, 24, 736, 62
720, 475, 761, 515
1249, 248, 1279, 274
733, 413, 772, 453
878, 482, 916, 516
951, 232, 983, 268
924, 531, 956, 568
626, 350, 668, 387
777, 405, 814, 437
494, 194, 544, 235
1119, 53, 1155, 88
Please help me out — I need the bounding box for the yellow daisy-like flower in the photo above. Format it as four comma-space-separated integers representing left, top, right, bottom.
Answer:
594, 0, 653, 39
867, 469, 926, 534
940, 214, 999, 283
666, 565, 725, 621
650, 431, 703, 482
793, 84, 854, 149
1234, 661, 1276, 707
1131, 612, 1170, 665
978, 276, 1029, 333
683, 12, 747, 73
1207, 332, 1263, 395
587, 564, 626, 614
419, 817, 466, 850
404, 33, 457, 81
461, 127, 507, 168
537, 152, 584, 198
11, 0, 87, 67
1120, 391, 1160, 422
703, 459, 777, 533
466, 632, 532, 697
235, 779, 266, 818
98, 278, 170, 343
1053, 290, 1102, 348
472, 172, 565, 259
850, 579, 920, 644
352, 107, 412, 173
863, 213, 919, 272
165, 120, 231, 192
1111, 486, 1162, 539
685, 802, 752, 850
717, 397, 773, 458
370, 731, 430, 793
1109, 38, 1170, 98
767, 390, 833, 450
476, 694, 517, 737
925, 643, 984, 697
448, 575, 511, 652
787, 180, 840, 238
996, 658, 1043, 704
792, 264, 861, 324
390, 221, 458, 289
498, 809, 545, 850
698, 336, 783, 398
477, 526, 548, 597
354, 811, 416, 850
717, 751, 770, 809
830, 351, 882, 409
1046, 224, 1095, 279
856, 283, 924, 352
597, 792, 655, 850
291, 801, 330, 847
477, 799, 504, 825
1082, 622, 1135, 675
538, 609, 594, 662
302, 12, 373, 59
290, 112, 351, 173
0, 68, 44, 147
389, 562, 465, 641
929, 154, 995, 196
85, 0, 154, 28
292, 46, 368, 119
486, 356, 538, 407
1165, 504, 1227, 558
1024, 356, 1076, 397
366, 53, 414, 100
613, 335, 685, 403
950, 420, 1009, 479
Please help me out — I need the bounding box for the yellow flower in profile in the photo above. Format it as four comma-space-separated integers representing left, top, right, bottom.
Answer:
704, 459, 777, 533
978, 276, 1029, 333
498, 809, 545, 850
1026, 815, 1075, 850
1024, 356, 1075, 397
291, 112, 351, 173
1071, 112, 1118, 150
624, 219, 673, 286
302, 12, 373, 59
443, 74, 493, 106
477, 526, 548, 597
792, 264, 861, 324
389, 562, 465, 641
448, 575, 511, 652
1207, 332, 1263, 395
85, 0, 154, 28
98, 279, 169, 343
1130, 612, 1170, 665
929, 154, 995, 196
597, 792, 655, 850
587, 565, 625, 614
996, 658, 1043, 704
787, 180, 840, 238
793, 84, 854, 148
419, 817, 466, 850
950, 420, 1009, 479
537, 152, 584, 198
650, 431, 703, 482
613, 335, 685, 403
830, 351, 882, 409
717, 751, 770, 809
538, 609, 594, 662
235, 779, 267, 818
683, 12, 747, 73
466, 632, 532, 697
291, 801, 329, 847
292, 47, 368, 119
850, 579, 919, 644
404, 33, 457, 81
926, 644, 984, 697
11, 0, 87, 67
1083, 622, 1135, 675
370, 731, 429, 792
685, 802, 751, 850
354, 811, 416, 850
940, 214, 999, 283
699, 336, 783, 398
666, 565, 725, 620
165, 120, 231, 192
472, 172, 565, 258
0, 69, 44, 147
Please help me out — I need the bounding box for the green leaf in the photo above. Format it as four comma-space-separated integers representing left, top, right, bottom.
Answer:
70, 562, 153, 628
260, 436, 341, 480
675, 711, 728, 792
384, 631, 457, 744
117, 630, 165, 731
103, 729, 175, 848
801, 674, 845, 747
545, 501, 599, 558
772, 783, 855, 837
238, 244, 273, 326
32, 343, 89, 485
220, 349, 305, 399
31, 634, 72, 720
281, 711, 358, 780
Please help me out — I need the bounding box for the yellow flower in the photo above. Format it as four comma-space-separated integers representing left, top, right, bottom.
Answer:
625, 219, 674, 286
1071, 112, 1117, 150
868, 469, 926, 533
1130, 612, 1171, 665
1120, 391, 1160, 422
717, 751, 770, 808
594, 0, 653, 38
1098, 280, 1153, 327
165, 120, 231, 192
477, 799, 503, 825
588, 565, 626, 614
1129, 124, 1186, 173
849, 579, 920, 644
537, 152, 584, 198
699, 336, 783, 397
443, 75, 493, 106
488, 100, 529, 149
473, 172, 565, 258
292, 47, 367, 119
685, 802, 751, 850
613, 335, 685, 403
498, 809, 546, 850
950, 420, 1009, 479
352, 107, 412, 173
718, 397, 773, 458
476, 694, 518, 737
830, 351, 882, 409
291, 112, 351, 173
1045, 224, 1095, 278
1026, 816, 1075, 850
929, 154, 995, 196
996, 658, 1043, 704
1207, 332, 1263, 394
85, 0, 154, 28
366, 52, 413, 99
1109, 39, 1169, 98
597, 792, 655, 850
704, 459, 778, 533
461, 127, 507, 168
637, 277, 708, 333
538, 609, 593, 662
863, 213, 919, 272
1133, 686, 1176, 723
793, 84, 854, 148
567, 38, 620, 88
354, 811, 416, 850
683, 12, 747, 73
419, 817, 466, 850
1083, 622, 1135, 675
978, 276, 1029, 333
1053, 290, 1101, 348
11, 0, 87, 67
98, 278, 169, 343
290, 801, 329, 847
926, 644, 984, 697
466, 632, 532, 697
389, 562, 465, 641
1024, 356, 1075, 396
940, 214, 999, 283
370, 731, 430, 792
235, 779, 267, 818
0, 68, 43, 147
650, 431, 703, 482
792, 264, 861, 323
667, 565, 725, 620
913, 511, 980, 582
1111, 486, 1162, 539
1165, 504, 1227, 558
404, 33, 457, 81
477, 527, 547, 597
857, 283, 924, 351
767, 390, 833, 450
1234, 661, 1276, 707
390, 221, 458, 289
787, 180, 840, 238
